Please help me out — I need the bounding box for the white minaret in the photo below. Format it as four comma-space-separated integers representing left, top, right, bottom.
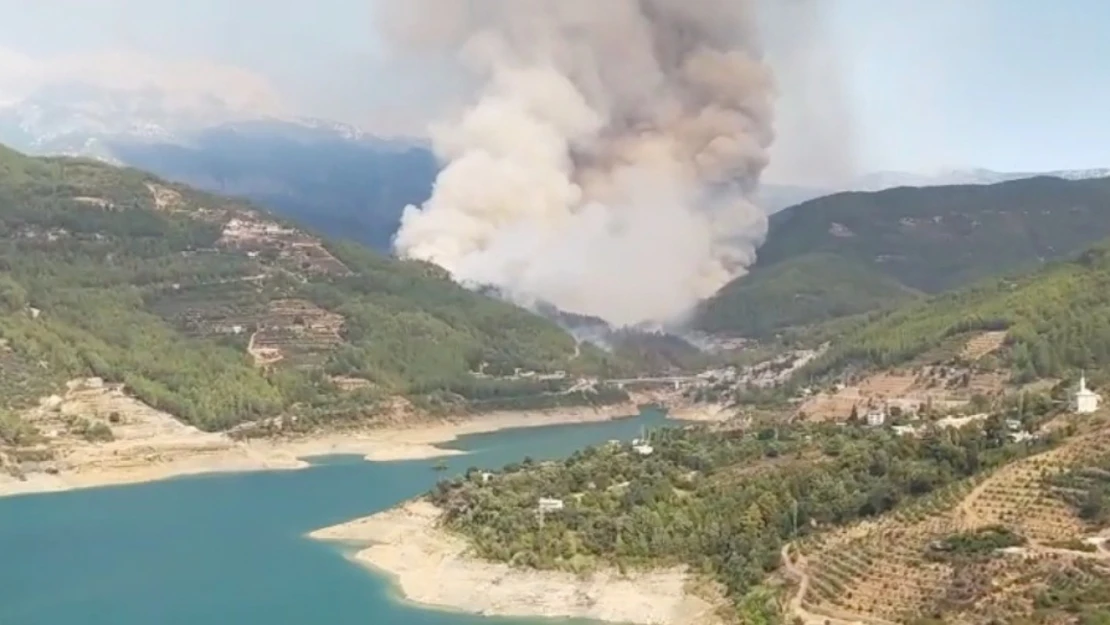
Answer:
1075, 373, 1101, 414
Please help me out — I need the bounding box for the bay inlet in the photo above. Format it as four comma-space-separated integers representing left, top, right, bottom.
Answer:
1, 409, 672, 625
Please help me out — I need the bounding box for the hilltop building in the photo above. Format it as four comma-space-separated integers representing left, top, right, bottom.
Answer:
1074, 375, 1101, 414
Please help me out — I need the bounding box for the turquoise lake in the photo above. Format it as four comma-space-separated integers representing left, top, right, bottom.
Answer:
0, 410, 672, 625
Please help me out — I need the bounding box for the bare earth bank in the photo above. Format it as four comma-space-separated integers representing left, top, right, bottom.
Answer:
0, 381, 672, 498
309, 500, 721, 625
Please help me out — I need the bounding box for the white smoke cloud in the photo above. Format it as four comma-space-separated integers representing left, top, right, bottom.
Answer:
383, 1, 783, 327
758, 1, 858, 187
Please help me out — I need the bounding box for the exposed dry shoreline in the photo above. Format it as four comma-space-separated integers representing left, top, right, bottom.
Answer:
2, 382, 731, 622
0, 387, 681, 498
309, 499, 721, 625
666, 401, 732, 423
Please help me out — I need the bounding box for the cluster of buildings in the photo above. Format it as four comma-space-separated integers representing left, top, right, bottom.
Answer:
860, 375, 1102, 443
860, 374, 1102, 429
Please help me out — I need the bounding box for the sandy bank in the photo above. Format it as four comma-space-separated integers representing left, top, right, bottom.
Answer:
267, 400, 645, 463
0, 444, 308, 498
665, 402, 734, 423
0, 385, 643, 498
310, 500, 720, 625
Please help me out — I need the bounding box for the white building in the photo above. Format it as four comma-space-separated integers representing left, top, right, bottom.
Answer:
892, 425, 918, 437
633, 444, 654, 456
538, 498, 565, 512
866, 408, 886, 427
1074, 375, 1102, 414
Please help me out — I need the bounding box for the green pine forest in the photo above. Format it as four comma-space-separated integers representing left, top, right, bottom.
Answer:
696, 175, 1110, 338
0, 144, 632, 441
795, 241, 1110, 385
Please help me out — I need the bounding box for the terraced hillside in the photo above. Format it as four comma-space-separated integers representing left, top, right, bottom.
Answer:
0, 144, 628, 444
696, 176, 1110, 337
797, 332, 1013, 422
789, 414, 1110, 624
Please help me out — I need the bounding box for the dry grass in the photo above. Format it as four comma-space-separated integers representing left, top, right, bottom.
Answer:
961, 331, 1008, 361
18, 378, 241, 473
249, 299, 345, 367
146, 183, 184, 211
801, 333, 1016, 422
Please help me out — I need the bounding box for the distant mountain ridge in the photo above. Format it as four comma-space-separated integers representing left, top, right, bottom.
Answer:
0, 84, 437, 251
108, 124, 436, 251
5, 81, 1110, 311
851, 167, 1110, 191
8, 83, 1106, 239
0, 82, 396, 154
696, 175, 1110, 338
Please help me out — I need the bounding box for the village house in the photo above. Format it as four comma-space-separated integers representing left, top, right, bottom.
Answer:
537, 497, 564, 512
866, 406, 887, 427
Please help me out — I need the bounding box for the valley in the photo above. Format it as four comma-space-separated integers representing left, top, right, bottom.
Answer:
292, 161, 1110, 623
6, 3, 1110, 625
0, 143, 777, 495
5, 134, 1110, 623
0, 144, 675, 490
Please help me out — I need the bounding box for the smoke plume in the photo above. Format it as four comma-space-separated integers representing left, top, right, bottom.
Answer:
383, 1, 778, 327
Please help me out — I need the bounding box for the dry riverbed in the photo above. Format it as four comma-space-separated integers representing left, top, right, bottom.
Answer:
0, 379, 705, 498
309, 499, 721, 625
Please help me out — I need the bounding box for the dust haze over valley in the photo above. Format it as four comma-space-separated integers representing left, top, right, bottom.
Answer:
379, 0, 854, 327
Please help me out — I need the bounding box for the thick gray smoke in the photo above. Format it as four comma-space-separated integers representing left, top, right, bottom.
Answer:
383, 1, 778, 327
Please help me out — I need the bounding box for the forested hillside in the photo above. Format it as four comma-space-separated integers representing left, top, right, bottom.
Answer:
796, 240, 1110, 384
431, 415, 1060, 622
694, 253, 921, 337
0, 144, 627, 439
696, 176, 1110, 337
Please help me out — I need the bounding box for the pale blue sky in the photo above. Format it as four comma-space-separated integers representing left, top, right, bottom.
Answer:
826, 0, 1110, 174
0, 0, 1107, 177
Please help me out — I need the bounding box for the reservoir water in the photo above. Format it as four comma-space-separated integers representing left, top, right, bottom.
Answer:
0, 410, 671, 625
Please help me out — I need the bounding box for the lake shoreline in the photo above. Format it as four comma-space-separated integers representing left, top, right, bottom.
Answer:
309, 499, 721, 625
0, 400, 674, 499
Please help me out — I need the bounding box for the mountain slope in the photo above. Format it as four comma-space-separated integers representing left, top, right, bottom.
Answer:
695, 253, 921, 337
0, 144, 626, 439
107, 124, 436, 251
422, 412, 1063, 623
797, 239, 1110, 384
0, 85, 438, 253
697, 176, 1110, 337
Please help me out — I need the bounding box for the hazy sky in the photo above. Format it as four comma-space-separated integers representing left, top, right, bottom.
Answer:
0, 0, 1107, 179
